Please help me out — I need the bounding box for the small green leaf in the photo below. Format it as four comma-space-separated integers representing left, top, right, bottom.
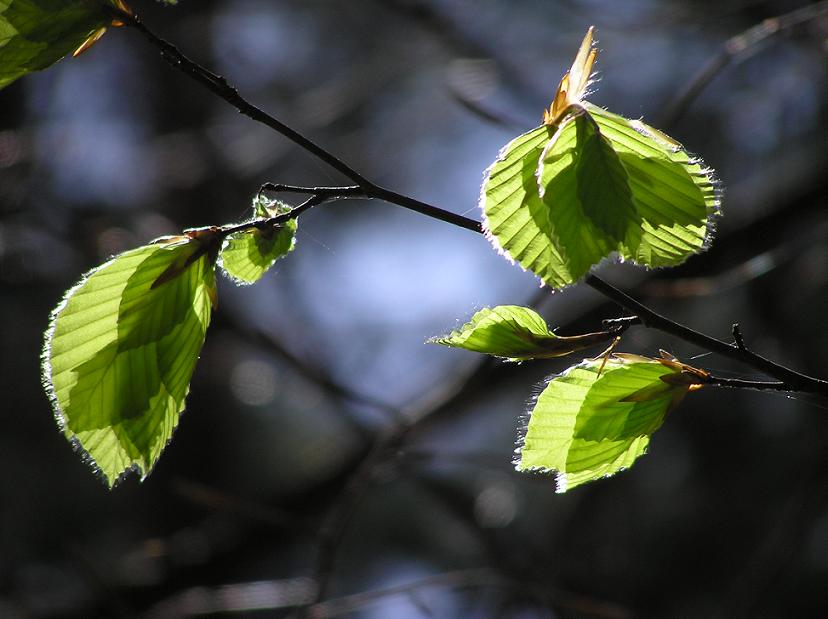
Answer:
218, 196, 297, 285
0, 0, 124, 89
42, 234, 219, 487
516, 353, 704, 492
428, 305, 619, 361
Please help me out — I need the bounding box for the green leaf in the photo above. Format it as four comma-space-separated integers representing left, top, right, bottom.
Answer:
516, 353, 704, 492
42, 234, 219, 487
532, 113, 630, 281
571, 113, 637, 242
480, 124, 581, 288
428, 305, 619, 361
0, 0, 121, 89
481, 28, 719, 289
218, 196, 297, 285
586, 103, 719, 267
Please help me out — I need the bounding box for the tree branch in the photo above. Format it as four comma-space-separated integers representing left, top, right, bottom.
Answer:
114, 2, 828, 395
217, 178, 828, 396
107, 8, 828, 614
584, 274, 828, 396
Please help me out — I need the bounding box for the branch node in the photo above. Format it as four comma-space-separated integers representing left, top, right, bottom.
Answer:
732, 323, 746, 351
602, 315, 641, 332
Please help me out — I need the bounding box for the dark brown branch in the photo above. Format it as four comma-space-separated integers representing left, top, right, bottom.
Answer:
217, 194, 330, 237
260, 183, 363, 197
218, 179, 828, 396
114, 0, 828, 395
116, 9, 482, 233
113, 10, 373, 190
147, 25, 822, 395
584, 274, 828, 396
704, 376, 788, 392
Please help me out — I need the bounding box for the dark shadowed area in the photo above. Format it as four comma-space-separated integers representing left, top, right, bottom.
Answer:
2, 0, 828, 617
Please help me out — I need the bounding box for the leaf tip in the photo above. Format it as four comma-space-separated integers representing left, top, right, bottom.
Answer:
73, 27, 105, 57
544, 27, 599, 126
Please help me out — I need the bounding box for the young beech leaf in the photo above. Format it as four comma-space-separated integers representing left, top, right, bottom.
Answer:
0, 0, 132, 89
218, 196, 297, 285
584, 104, 719, 267
516, 353, 707, 492
480, 27, 719, 289
428, 305, 619, 361
42, 232, 219, 487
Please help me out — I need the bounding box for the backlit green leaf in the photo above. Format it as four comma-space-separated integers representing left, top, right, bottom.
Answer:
480, 124, 581, 288
218, 196, 297, 285
42, 233, 219, 487
481, 28, 719, 289
428, 305, 618, 361
517, 353, 705, 492
586, 104, 718, 267
0, 0, 124, 89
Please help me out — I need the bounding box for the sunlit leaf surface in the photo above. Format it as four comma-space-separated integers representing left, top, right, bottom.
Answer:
43, 235, 218, 486
517, 354, 704, 492
0, 0, 123, 89
481, 28, 719, 289
218, 197, 297, 285
429, 305, 617, 361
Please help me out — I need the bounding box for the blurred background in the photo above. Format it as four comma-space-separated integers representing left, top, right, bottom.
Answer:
2, 0, 828, 617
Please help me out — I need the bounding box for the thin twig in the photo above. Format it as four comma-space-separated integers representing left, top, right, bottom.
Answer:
227, 181, 828, 396
114, 8, 828, 396
114, 9, 481, 233
112, 10, 373, 189
602, 315, 641, 330
703, 376, 788, 391
584, 274, 828, 396
260, 183, 363, 198
732, 323, 746, 351
218, 194, 329, 237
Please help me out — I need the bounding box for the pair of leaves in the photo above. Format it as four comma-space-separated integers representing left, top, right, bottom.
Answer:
43, 198, 297, 486
481, 28, 719, 289
431, 306, 708, 491
6, 0, 295, 485
0, 0, 132, 89
518, 353, 707, 492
